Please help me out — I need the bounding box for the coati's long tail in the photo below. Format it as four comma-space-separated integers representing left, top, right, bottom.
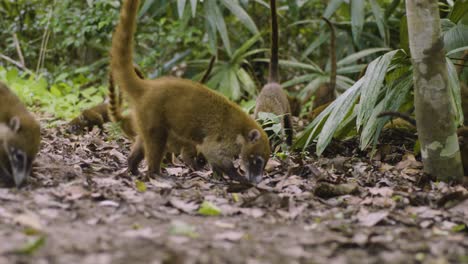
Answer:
111, 0, 144, 100
322, 17, 336, 93
283, 114, 293, 146
108, 71, 124, 123
268, 0, 279, 83
199, 55, 216, 84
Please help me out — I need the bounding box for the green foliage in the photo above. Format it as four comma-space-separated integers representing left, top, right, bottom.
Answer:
0, 66, 105, 123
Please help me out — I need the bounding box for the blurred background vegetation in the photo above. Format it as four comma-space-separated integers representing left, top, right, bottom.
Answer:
0, 0, 467, 153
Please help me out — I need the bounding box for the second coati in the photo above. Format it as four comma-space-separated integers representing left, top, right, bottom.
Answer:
68, 103, 110, 134
111, 0, 270, 183
108, 67, 207, 171
0, 82, 41, 187
378, 111, 468, 176
253, 0, 293, 146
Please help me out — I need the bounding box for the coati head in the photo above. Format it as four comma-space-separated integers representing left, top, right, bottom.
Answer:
0, 117, 34, 187
67, 115, 88, 134
238, 129, 271, 184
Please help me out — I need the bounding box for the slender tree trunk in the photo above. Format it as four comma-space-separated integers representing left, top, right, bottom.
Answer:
406, 0, 464, 182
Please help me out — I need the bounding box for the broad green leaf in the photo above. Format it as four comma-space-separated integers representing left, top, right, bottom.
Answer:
449, 0, 468, 23
231, 33, 262, 62
282, 73, 320, 88
369, 0, 388, 46
316, 79, 364, 155
177, 0, 187, 18
237, 68, 256, 95
356, 50, 398, 129
299, 75, 330, 101
447, 58, 464, 126
350, 0, 365, 44
323, 0, 344, 19
205, 0, 232, 56
337, 48, 390, 66
198, 201, 221, 216
446, 45, 468, 56
360, 74, 412, 149
229, 68, 241, 100
302, 31, 328, 59
190, 0, 197, 17
220, 0, 259, 35
277, 60, 323, 72
443, 24, 468, 52
336, 64, 367, 74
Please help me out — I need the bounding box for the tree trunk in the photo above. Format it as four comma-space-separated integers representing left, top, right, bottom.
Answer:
406, 0, 464, 182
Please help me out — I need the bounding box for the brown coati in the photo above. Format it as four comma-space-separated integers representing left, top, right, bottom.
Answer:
379, 111, 468, 176
110, 0, 270, 183
0, 82, 41, 187
107, 67, 207, 171
67, 103, 110, 134
253, 0, 293, 146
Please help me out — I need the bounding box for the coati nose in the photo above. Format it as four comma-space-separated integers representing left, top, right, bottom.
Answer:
248, 173, 262, 184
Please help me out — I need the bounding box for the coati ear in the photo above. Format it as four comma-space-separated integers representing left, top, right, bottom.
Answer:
248, 129, 261, 143
9, 116, 21, 132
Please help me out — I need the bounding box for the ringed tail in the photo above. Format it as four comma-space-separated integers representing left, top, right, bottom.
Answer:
283, 114, 293, 146
111, 0, 144, 100
108, 71, 124, 123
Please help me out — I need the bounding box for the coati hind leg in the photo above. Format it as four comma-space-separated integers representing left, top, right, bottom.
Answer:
128, 136, 144, 175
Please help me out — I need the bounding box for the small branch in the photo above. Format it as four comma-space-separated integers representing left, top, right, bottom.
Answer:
12, 33, 25, 67
0, 53, 33, 75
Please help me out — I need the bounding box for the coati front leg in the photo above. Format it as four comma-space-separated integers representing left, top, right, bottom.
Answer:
141, 125, 168, 180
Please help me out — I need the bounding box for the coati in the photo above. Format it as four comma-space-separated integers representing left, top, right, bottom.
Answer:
110, 0, 270, 183
311, 17, 337, 110
378, 111, 468, 176
0, 82, 41, 187
253, 0, 293, 146
67, 103, 110, 134
108, 67, 207, 171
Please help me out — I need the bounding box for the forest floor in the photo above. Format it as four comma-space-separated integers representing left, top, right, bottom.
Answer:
1, 120, 468, 264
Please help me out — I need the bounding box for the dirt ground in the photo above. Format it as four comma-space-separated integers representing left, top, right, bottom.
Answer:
1, 123, 467, 264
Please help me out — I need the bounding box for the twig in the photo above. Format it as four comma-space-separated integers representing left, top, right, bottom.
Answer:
12, 33, 25, 67
0, 53, 33, 75
36, 0, 55, 76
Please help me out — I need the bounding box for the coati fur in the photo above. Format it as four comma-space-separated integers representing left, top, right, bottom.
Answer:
111, 0, 270, 183
379, 111, 468, 176
108, 67, 207, 171
67, 103, 110, 134
0, 82, 41, 187
253, 0, 293, 146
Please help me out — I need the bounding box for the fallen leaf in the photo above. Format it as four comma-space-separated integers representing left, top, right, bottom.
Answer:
169, 198, 198, 214
198, 201, 222, 216
14, 212, 43, 231
214, 231, 244, 241
357, 209, 388, 227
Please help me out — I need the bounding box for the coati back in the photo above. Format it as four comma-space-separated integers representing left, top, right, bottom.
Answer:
107, 67, 207, 171
68, 103, 110, 134
111, 0, 270, 183
0, 82, 41, 187
311, 17, 337, 109
253, 0, 293, 146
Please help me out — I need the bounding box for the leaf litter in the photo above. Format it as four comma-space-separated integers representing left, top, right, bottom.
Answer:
0, 123, 467, 263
